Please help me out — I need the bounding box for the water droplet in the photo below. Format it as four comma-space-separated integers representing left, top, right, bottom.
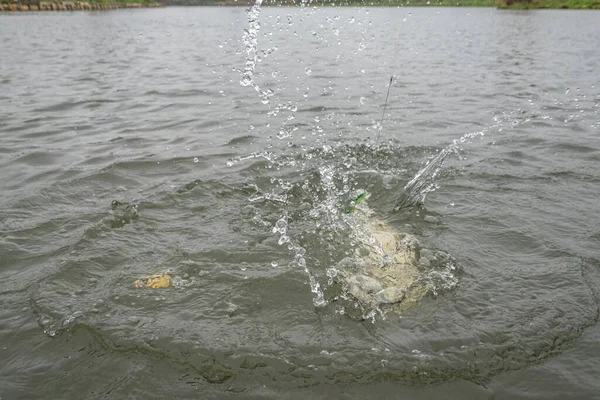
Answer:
273, 218, 287, 234
260, 89, 274, 104
294, 254, 306, 267
240, 76, 253, 87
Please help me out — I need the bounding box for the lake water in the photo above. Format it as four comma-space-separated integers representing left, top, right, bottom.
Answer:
1, 6, 599, 399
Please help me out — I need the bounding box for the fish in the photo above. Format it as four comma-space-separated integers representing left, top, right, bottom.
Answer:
331, 193, 456, 318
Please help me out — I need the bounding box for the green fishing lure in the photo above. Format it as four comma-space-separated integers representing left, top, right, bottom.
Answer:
346, 192, 366, 214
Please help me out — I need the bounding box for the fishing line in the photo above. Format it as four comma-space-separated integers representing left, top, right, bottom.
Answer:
375, 18, 402, 144
376, 75, 393, 143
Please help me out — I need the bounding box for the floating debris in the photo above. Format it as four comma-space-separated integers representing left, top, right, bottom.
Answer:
134, 272, 172, 289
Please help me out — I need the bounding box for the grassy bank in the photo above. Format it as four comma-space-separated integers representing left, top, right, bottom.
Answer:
179, 0, 599, 7
2, 0, 598, 9
497, 0, 600, 8
316, 0, 497, 6
0, 0, 164, 10
0, 0, 155, 2
306, 0, 599, 7
170, 0, 495, 6
0, 0, 163, 6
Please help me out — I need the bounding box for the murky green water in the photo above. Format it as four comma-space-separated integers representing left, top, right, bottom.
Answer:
1, 6, 600, 399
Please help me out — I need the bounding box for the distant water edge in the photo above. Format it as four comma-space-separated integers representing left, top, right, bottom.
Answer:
0, 1, 165, 11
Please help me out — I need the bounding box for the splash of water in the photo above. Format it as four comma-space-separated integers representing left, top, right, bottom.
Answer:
240, 0, 274, 104
240, 145, 463, 312
240, 0, 262, 88
393, 108, 530, 211
393, 143, 459, 211
272, 215, 326, 307
394, 125, 498, 210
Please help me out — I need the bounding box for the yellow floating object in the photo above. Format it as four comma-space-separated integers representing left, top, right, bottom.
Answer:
134, 272, 172, 289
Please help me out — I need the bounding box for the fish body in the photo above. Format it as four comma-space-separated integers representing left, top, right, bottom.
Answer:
333, 197, 439, 316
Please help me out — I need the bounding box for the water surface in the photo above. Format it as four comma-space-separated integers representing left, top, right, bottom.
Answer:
1, 6, 600, 399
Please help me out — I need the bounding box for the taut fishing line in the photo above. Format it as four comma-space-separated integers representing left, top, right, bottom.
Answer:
376, 75, 394, 143
375, 17, 403, 144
